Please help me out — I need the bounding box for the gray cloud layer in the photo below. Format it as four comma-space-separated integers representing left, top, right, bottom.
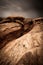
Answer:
0, 0, 43, 17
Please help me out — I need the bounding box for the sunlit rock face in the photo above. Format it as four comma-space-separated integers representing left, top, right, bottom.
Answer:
0, 17, 43, 65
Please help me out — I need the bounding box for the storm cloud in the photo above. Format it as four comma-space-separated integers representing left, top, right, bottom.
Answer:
0, 0, 43, 17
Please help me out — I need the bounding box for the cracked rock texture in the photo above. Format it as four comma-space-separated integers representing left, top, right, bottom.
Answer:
0, 17, 43, 65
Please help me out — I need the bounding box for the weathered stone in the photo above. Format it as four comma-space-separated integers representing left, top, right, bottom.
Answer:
0, 17, 43, 65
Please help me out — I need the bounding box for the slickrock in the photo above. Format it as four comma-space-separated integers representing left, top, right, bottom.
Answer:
0, 17, 43, 65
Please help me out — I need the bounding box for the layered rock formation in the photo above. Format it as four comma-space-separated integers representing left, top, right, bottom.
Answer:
0, 17, 43, 65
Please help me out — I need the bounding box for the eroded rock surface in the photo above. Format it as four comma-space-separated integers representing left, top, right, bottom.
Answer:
0, 17, 43, 65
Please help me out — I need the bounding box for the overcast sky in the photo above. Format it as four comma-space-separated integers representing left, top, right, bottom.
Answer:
0, 0, 43, 18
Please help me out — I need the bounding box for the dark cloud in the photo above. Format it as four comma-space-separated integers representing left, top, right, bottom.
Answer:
0, 0, 43, 17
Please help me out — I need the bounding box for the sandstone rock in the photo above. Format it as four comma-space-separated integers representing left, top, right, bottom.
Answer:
0, 17, 43, 65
